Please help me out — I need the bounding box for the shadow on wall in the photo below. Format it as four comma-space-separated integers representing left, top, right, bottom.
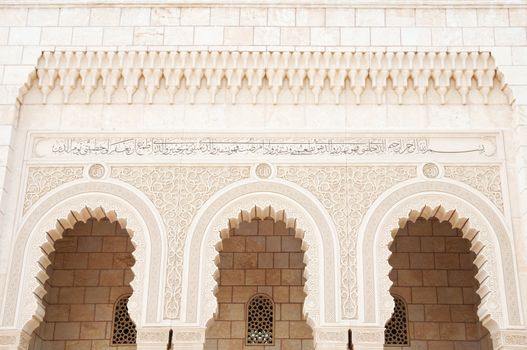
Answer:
384, 217, 493, 350
28, 218, 137, 350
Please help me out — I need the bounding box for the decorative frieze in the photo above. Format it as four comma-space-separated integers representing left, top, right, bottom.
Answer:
25, 51, 510, 105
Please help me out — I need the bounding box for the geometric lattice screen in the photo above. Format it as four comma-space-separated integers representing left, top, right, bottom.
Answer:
111, 294, 137, 345
384, 295, 409, 346
246, 294, 274, 345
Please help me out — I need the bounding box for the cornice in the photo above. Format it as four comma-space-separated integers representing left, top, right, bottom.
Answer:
23, 50, 512, 105
0, 0, 526, 8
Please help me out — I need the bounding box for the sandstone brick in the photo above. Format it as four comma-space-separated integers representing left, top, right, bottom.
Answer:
221, 270, 245, 286
282, 339, 302, 350
258, 219, 275, 235
92, 220, 117, 236
451, 305, 478, 322
102, 236, 129, 252
446, 237, 470, 253
281, 269, 302, 285
219, 303, 244, 320
289, 321, 312, 338
88, 253, 113, 269
219, 253, 233, 269
435, 253, 460, 269
223, 236, 246, 252
52, 270, 75, 287
65, 340, 91, 350
84, 287, 110, 303
233, 252, 258, 269
289, 253, 304, 268
113, 253, 135, 269
440, 322, 466, 340
266, 236, 281, 252
216, 286, 232, 303
429, 341, 454, 350
232, 286, 257, 302
282, 236, 301, 252
258, 253, 274, 268
274, 253, 289, 268
266, 269, 281, 285
151, 8, 181, 25
69, 304, 95, 321
409, 253, 434, 269
230, 320, 245, 338
63, 253, 89, 269
246, 236, 265, 252
281, 304, 301, 320
74, 270, 99, 286
290, 286, 306, 303
448, 270, 475, 287
54, 322, 80, 340
45, 305, 70, 322
218, 339, 243, 350
437, 287, 463, 304
412, 287, 437, 304
59, 287, 85, 304
423, 270, 448, 286
273, 286, 289, 303
99, 270, 123, 286
407, 304, 424, 322
110, 286, 132, 301
94, 304, 113, 321
54, 237, 78, 252
413, 322, 440, 340
206, 321, 231, 338
395, 237, 421, 252
424, 304, 451, 322
246, 269, 266, 285
274, 221, 289, 236
79, 321, 106, 339
275, 321, 289, 338
398, 270, 423, 286
421, 237, 445, 252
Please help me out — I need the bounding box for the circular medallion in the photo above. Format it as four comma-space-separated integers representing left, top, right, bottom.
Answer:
255, 163, 272, 179
88, 163, 106, 179
422, 163, 440, 179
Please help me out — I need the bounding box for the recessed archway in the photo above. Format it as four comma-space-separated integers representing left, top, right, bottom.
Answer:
204, 206, 314, 349
183, 179, 341, 331
2, 180, 166, 348
358, 180, 523, 341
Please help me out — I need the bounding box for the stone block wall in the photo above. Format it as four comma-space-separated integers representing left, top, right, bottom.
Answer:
29, 218, 136, 350
387, 218, 492, 350
205, 219, 313, 350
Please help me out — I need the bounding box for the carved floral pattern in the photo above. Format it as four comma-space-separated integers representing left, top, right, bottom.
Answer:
111, 166, 250, 319
277, 166, 416, 318
23, 167, 83, 214
444, 166, 504, 212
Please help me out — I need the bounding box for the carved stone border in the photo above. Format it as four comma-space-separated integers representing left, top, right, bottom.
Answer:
183, 179, 340, 326
359, 179, 521, 329
2, 180, 166, 332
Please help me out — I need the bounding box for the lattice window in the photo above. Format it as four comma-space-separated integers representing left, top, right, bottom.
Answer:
384, 295, 409, 346
246, 294, 274, 345
111, 294, 137, 345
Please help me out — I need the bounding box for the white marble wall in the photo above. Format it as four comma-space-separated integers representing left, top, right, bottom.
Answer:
0, 2, 526, 346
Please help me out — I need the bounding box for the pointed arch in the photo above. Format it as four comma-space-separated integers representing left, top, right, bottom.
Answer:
358, 179, 523, 333
182, 178, 340, 328
1, 180, 166, 338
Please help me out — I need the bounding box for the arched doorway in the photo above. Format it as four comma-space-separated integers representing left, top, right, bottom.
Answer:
385, 217, 492, 349
28, 217, 137, 349
204, 210, 314, 349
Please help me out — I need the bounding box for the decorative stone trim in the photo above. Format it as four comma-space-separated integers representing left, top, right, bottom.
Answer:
359, 180, 521, 330
25, 51, 511, 105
